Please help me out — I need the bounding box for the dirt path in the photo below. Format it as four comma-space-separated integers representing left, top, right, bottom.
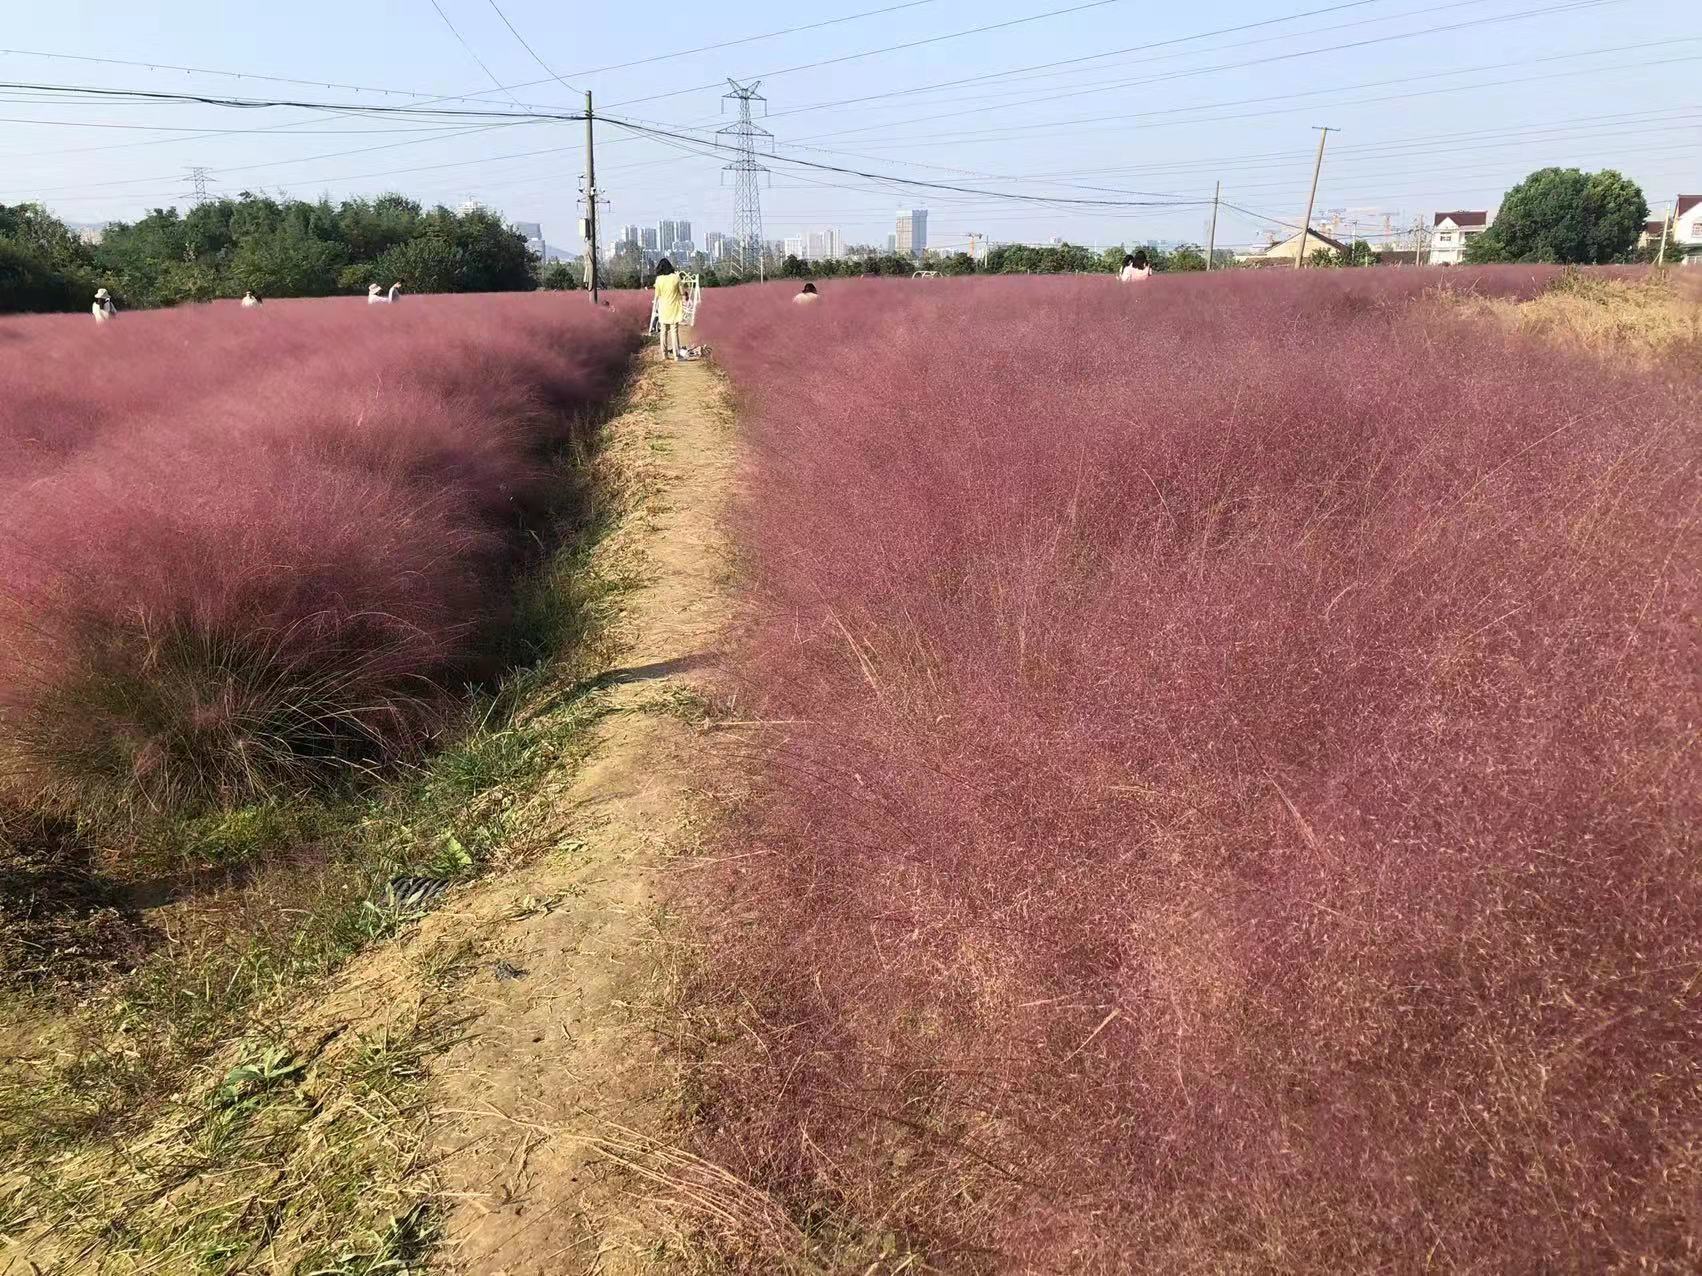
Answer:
270, 345, 739, 1274
422, 348, 735, 1273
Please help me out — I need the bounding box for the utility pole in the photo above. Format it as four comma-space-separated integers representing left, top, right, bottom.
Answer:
1412, 217, 1425, 266
1657, 199, 1671, 266
582, 90, 600, 304
720, 79, 771, 280
186, 166, 212, 205
1206, 180, 1220, 271
1294, 126, 1336, 270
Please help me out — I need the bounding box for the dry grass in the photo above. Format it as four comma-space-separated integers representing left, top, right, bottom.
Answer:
1454, 267, 1702, 364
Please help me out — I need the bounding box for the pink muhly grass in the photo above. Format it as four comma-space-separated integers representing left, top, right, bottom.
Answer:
0, 294, 639, 819
690, 270, 1701, 1270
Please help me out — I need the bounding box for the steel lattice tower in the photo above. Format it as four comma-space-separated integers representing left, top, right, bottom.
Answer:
719, 80, 770, 277
187, 166, 211, 204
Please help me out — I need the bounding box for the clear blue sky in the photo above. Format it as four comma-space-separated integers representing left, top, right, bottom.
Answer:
2, 0, 1695, 252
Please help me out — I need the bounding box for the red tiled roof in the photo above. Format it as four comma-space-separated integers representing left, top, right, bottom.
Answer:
1644, 220, 1667, 236
1676, 195, 1702, 219
1434, 210, 1489, 228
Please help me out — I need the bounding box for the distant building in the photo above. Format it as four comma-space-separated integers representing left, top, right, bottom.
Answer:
511, 221, 545, 258
802, 228, 841, 261
641, 227, 659, 250
1237, 226, 1349, 266
783, 236, 805, 259
886, 233, 898, 254
896, 209, 929, 258
677, 219, 692, 246
620, 223, 640, 248
1640, 195, 1702, 264
1428, 210, 1491, 266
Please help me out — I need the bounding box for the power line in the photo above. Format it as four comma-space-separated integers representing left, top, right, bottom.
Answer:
482, 0, 582, 94
0, 47, 477, 101
803, 41, 1701, 150
777, 0, 1633, 146
425, 0, 525, 106
603, 0, 1140, 110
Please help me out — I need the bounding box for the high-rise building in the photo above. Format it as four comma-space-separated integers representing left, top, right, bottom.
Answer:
511, 221, 545, 258
802, 228, 842, 261
658, 220, 678, 249
896, 209, 929, 258
886, 233, 897, 254
677, 219, 692, 245
783, 236, 804, 259
621, 223, 640, 247
641, 227, 659, 250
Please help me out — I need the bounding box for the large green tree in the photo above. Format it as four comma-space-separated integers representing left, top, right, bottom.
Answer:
0, 203, 96, 313
1465, 167, 1648, 264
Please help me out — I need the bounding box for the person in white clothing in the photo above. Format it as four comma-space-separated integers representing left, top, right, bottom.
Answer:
1119, 250, 1152, 283
793, 281, 820, 305
92, 287, 117, 323
241, 290, 262, 308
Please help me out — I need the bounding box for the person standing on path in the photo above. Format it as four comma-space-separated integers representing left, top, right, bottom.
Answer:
653, 258, 687, 361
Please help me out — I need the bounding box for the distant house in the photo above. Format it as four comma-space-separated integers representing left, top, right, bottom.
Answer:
1639, 195, 1702, 264
1428, 211, 1491, 266
1237, 227, 1348, 266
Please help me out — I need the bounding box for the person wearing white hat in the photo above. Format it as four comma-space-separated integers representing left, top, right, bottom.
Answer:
92, 287, 117, 323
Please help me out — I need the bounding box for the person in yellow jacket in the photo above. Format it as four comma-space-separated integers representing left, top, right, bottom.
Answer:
652, 258, 687, 362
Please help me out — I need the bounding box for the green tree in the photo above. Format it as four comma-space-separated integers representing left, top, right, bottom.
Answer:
0, 203, 96, 313
0, 237, 91, 313
229, 222, 348, 297
1169, 243, 1209, 271
538, 260, 581, 290
372, 235, 462, 294
1465, 167, 1647, 264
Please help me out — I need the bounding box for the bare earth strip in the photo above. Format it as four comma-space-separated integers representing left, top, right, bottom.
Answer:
268, 348, 739, 1274
424, 350, 737, 1273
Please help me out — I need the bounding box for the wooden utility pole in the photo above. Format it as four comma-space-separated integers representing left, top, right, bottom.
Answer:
1295, 126, 1336, 270
1413, 218, 1425, 266
1657, 199, 1671, 266
584, 90, 600, 304
1206, 180, 1220, 270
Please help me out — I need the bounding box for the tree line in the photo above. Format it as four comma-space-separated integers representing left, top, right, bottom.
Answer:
0, 192, 539, 313
0, 166, 1666, 314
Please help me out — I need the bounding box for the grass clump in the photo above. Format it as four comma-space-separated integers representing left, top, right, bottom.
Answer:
684, 271, 1702, 1271
0, 294, 639, 828
1457, 265, 1702, 364
0, 346, 643, 1270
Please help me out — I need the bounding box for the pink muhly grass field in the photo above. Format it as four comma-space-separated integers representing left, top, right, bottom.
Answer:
0, 293, 638, 819
692, 270, 1701, 1270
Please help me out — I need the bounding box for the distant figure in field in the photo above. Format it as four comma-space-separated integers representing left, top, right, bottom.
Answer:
92, 287, 116, 324
652, 258, 686, 361
794, 282, 820, 305
1120, 251, 1152, 283
368, 281, 402, 305
241, 290, 262, 308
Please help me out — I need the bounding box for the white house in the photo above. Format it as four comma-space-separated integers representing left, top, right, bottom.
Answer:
1428, 211, 1491, 265
1639, 195, 1702, 264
